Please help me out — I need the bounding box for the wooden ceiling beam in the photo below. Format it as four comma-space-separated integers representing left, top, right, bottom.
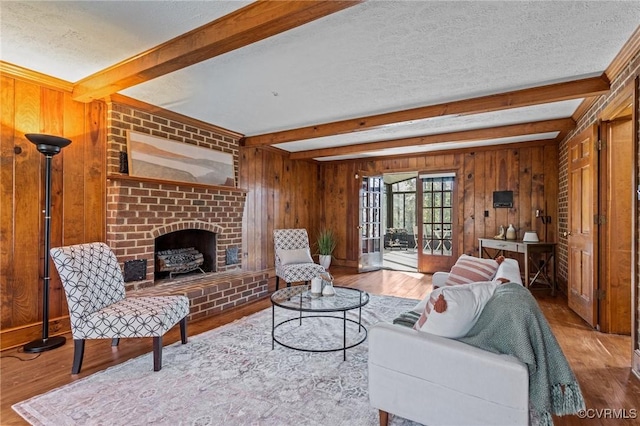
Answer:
320, 138, 557, 165
243, 75, 608, 147
289, 117, 575, 160
71, 1, 362, 102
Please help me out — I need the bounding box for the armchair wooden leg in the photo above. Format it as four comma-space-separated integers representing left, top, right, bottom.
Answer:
379, 410, 389, 426
111, 338, 120, 346
72, 339, 85, 374
180, 316, 188, 344
275, 276, 280, 290
153, 336, 162, 371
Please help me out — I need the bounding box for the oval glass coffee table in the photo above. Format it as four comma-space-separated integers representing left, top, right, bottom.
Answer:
270, 285, 370, 361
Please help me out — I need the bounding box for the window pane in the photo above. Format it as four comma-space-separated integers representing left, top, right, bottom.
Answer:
397, 178, 416, 192
443, 208, 451, 222
424, 208, 432, 223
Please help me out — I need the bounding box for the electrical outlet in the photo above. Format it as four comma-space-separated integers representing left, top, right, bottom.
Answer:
484, 210, 489, 218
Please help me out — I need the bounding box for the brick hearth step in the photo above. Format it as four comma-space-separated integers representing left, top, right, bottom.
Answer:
129, 271, 270, 322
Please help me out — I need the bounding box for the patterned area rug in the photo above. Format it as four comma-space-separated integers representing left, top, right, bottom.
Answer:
13, 294, 421, 426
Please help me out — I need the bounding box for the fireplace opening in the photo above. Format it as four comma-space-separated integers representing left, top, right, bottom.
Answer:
155, 229, 216, 280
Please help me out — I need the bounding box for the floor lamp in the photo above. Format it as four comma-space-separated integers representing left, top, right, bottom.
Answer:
23, 133, 71, 353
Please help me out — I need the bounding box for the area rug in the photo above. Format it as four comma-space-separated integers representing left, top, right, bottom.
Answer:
13, 294, 421, 426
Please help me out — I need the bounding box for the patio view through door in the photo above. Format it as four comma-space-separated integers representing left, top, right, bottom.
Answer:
417, 172, 457, 273
358, 174, 383, 272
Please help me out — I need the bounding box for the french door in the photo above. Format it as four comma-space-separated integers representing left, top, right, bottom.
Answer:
358, 174, 383, 272
417, 172, 457, 273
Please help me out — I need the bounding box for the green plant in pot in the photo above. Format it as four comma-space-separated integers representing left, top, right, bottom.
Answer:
316, 228, 337, 269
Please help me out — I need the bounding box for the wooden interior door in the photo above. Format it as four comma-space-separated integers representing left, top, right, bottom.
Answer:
567, 125, 598, 327
358, 175, 383, 272
599, 116, 633, 334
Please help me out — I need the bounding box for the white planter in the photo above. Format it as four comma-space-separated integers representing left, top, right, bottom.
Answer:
319, 255, 332, 269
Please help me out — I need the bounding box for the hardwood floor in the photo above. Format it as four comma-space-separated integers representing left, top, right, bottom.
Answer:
2, 267, 638, 425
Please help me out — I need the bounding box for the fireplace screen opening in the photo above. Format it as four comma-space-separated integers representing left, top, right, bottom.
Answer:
155, 229, 216, 280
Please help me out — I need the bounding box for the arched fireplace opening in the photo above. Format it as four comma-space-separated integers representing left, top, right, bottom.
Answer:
154, 229, 216, 280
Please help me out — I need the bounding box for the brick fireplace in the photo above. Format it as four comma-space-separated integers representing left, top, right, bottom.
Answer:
104, 98, 269, 318
106, 175, 246, 290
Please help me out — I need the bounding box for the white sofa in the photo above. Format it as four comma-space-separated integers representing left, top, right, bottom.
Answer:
368, 258, 529, 426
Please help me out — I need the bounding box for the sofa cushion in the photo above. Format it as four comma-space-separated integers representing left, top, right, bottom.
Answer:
413, 281, 498, 338
444, 254, 500, 286
276, 248, 314, 265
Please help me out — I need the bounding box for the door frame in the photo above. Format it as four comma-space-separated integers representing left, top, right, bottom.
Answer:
597, 81, 638, 349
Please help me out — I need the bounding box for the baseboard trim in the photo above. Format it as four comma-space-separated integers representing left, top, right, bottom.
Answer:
0, 316, 71, 351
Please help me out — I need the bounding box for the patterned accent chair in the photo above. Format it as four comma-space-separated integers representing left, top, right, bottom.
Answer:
273, 229, 325, 290
50, 242, 190, 374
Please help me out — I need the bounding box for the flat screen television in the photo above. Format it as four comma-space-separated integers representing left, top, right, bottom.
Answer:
493, 191, 513, 208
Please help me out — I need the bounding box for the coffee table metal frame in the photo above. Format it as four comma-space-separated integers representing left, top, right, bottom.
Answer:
270, 285, 370, 361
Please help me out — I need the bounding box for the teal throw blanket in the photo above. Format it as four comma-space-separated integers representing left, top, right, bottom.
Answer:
458, 283, 585, 426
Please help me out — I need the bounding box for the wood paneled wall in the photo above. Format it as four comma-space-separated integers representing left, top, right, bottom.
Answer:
239, 147, 321, 271
318, 142, 558, 266
0, 73, 559, 350
0, 72, 106, 350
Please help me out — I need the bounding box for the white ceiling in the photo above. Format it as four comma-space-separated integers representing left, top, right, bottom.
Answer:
2, 1, 640, 161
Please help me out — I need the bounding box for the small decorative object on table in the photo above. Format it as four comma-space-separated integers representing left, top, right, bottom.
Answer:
320, 271, 336, 296
310, 271, 335, 297
506, 224, 517, 240
493, 225, 506, 240
310, 276, 323, 297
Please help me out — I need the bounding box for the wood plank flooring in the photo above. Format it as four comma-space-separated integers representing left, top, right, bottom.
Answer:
1, 267, 638, 425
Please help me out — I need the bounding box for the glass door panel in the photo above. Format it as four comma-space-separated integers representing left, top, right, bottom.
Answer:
359, 175, 383, 272
417, 173, 457, 273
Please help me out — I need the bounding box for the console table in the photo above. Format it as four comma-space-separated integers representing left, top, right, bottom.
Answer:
478, 238, 556, 295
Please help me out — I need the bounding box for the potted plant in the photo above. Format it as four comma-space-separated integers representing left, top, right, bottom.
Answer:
316, 228, 337, 269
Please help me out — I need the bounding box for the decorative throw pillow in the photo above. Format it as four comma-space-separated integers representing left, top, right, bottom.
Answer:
277, 248, 314, 266
492, 258, 523, 285
444, 254, 500, 286
412, 292, 440, 328
413, 281, 498, 338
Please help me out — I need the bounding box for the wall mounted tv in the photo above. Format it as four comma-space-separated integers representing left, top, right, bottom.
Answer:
493, 191, 513, 208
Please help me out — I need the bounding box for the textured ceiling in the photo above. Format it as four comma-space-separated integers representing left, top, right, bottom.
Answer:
2, 1, 640, 160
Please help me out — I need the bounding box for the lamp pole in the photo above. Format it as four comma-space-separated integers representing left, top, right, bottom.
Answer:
23, 134, 71, 353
